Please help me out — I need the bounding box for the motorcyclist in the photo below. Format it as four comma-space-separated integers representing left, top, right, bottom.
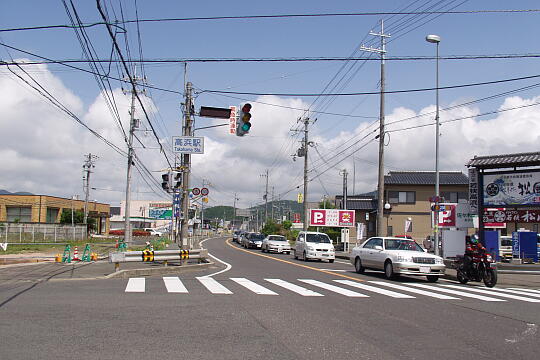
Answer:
463, 235, 485, 275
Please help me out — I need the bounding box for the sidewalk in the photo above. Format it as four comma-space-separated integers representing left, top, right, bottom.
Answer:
335, 251, 540, 288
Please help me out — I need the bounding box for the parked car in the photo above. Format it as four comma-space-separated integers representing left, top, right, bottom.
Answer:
144, 228, 164, 236
232, 230, 242, 243
294, 231, 335, 263
261, 235, 291, 254
350, 237, 445, 282
242, 233, 265, 249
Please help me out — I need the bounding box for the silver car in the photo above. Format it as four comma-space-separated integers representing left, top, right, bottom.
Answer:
261, 235, 291, 254
350, 237, 445, 282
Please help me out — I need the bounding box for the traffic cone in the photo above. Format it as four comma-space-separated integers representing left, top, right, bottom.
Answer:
73, 246, 80, 261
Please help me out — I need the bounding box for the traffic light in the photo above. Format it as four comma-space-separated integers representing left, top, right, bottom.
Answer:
236, 103, 252, 136
173, 172, 182, 189
162, 171, 171, 192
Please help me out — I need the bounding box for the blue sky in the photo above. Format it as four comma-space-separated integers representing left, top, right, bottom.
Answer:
1, 1, 539, 208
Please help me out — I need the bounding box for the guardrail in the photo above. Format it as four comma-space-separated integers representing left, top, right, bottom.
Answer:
109, 248, 208, 271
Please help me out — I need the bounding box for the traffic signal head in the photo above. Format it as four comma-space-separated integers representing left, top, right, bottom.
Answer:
236, 103, 252, 136
173, 172, 182, 189
162, 172, 171, 192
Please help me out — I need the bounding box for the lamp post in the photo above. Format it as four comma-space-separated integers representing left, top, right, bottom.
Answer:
426, 34, 441, 255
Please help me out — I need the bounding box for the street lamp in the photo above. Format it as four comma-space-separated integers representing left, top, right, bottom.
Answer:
426, 34, 441, 255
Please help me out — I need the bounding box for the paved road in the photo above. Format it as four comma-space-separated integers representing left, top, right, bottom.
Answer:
1, 236, 539, 359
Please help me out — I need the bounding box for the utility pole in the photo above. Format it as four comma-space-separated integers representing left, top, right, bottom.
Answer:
261, 169, 269, 224
294, 117, 312, 231
122, 72, 144, 246
233, 193, 238, 229
340, 169, 348, 209
82, 153, 97, 227
362, 20, 390, 237
271, 186, 275, 222
179, 81, 193, 249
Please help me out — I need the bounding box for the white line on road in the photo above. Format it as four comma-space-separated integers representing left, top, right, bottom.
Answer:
334, 260, 351, 265
125, 278, 145, 293
197, 277, 233, 294
230, 278, 278, 295
334, 280, 415, 298
484, 287, 540, 299
319, 269, 348, 272
442, 284, 540, 303
265, 279, 324, 297
369, 281, 460, 300
508, 288, 540, 294
163, 277, 188, 293
408, 283, 506, 302
298, 279, 368, 297
199, 237, 232, 278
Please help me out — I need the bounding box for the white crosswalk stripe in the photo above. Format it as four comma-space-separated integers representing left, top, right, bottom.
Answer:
265, 279, 324, 297
230, 277, 278, 295
197, 277, 233, 294
334, 280, 415, 298
369, 281, 460, 300
408, 283, 506, 302
483, 287, 540, 299
163, 277, 188, 293
441, 284, 540, 303
125, 277, 145, 293
298, 279, 368, 297
508, 288, 540, 294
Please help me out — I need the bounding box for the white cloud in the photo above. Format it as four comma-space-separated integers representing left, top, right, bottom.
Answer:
2, 62, 539, 209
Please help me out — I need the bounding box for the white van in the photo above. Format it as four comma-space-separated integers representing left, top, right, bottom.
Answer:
294, 231, 335, 263
144, 228, 163, 236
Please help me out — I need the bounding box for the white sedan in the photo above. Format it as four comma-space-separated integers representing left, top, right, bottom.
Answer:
350, 237, 445, 282
261, 235, 291, 254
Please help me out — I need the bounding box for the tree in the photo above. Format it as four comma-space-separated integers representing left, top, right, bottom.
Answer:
59, 209, 96, 229
319, 199, 335, 209
282, 220, 292, 230
261, 220, 282, 236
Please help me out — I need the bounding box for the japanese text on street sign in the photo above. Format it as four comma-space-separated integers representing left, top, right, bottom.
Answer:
483, 170, 540, 206
229, 106, 237, 135
484, 209, 540, 223
309, 209, 355, 227
172, 136, 204, 154
468, 168, 479, 213
437, 203, 474, 228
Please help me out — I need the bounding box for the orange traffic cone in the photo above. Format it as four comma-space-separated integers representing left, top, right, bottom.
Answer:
73, 246, 80, 261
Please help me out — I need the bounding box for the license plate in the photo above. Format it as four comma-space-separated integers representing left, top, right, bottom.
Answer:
490, 263, 497, 269
278, 248, 282, 253
420, 266, 431, 273
322, 254, 329, 257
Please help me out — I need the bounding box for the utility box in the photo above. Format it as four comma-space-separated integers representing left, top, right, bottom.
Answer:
341, 228, 350, 252
442, 229, 466, 258
512, 231, 538, 263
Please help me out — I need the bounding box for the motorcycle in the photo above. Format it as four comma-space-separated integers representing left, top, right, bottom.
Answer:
455, 251, 498, 288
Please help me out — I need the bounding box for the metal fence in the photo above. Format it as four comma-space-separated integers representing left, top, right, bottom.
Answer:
0, 223, 87, 243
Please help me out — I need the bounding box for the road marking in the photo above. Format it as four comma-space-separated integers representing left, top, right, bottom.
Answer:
265, 279, 324, 297
408, 283, 506, 302
230, 277, 278, 295
370, 281, 459, 300
125, 278, 145, 293
197, 277, 233, 294
319, 269, 348, 272
298, 279, 368, 297
484, 287, 540, 299
442, 284, 540, 303
225, 238, 364, 283
334, 280, 415, 298
163, 277, 188, 293
199, 237, 233, 278
509, 288, 540, 294
335, 260, 351, 265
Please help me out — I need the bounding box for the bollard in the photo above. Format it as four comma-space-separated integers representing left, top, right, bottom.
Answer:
55, 254, 62, 263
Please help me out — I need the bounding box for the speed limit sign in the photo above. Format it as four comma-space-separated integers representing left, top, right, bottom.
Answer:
201, 187, 209, 196
191, 188, 201, 196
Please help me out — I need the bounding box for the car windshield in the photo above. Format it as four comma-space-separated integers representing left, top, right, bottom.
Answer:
269, 236, 286, 241
251, 234, 265, 240
384, 239, 423, 251
306, 234, 331, 243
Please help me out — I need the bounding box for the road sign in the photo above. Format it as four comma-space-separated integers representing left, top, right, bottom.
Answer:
229, 106, 237, 135
192, 188, 201, 196
309, 209, 355, 227
172, 136, 204, 154
201, 187, 209, 196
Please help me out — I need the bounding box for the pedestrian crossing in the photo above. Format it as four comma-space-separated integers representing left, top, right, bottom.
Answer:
123, 276, 540, 304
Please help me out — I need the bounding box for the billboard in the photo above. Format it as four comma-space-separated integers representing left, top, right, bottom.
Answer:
437, 203, 474, 228
309, 209, 355, 227
149, 202, 172, 220
483, 170, 540, 206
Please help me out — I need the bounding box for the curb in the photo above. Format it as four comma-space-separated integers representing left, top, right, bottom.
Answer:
104, 261, 214, 279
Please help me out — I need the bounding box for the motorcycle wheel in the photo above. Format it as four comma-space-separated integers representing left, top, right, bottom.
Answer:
456, 270, 469, 284
483, 268, 497, 288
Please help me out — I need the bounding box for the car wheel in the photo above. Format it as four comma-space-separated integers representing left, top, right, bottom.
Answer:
384, 261, 395, 280
329, 259, 334, 263
354, 257, 365, 274
303, 251, 308, 261
426, 275, 439, 283
261, 247, 265, 253
294, 250, 298, 260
